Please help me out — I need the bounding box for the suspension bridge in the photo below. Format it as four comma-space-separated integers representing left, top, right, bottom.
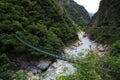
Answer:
15, 35, 67, 61
15, 35, 120, 73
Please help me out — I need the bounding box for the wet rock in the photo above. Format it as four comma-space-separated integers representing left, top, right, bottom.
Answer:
70, 46, 75, 49
56, 66, 64, 74
104, 45, 109, 51
83, 34, 87, 37
27, 66, 38, 75
97, 44, 105, 52
37, 60, 52, 71
73, 40, 82, 47
18, 60, 53, 75
51, 62, 57, 69
27, 71, 39, 80
64, 47, 71, 54
78, 40, 83, 45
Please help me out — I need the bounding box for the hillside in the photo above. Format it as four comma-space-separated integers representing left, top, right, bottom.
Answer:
57, 0, 120, 80
0, 0, 78, 56
1, 0, 120, 80
87, 0, 120, 44
90, 0, 120, 27
86, 1, 120, 79
60, 0, 90, 26
0, 0, 78, 79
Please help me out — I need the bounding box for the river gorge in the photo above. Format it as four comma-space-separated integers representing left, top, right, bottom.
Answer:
23, 31, 108, 80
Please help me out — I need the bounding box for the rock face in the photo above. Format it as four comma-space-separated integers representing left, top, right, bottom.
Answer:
60, 0, 90, 26
37, 60, 53, 71
90, 0, 120, 27
87, 0, 120, 44
40, 60, 76, 80
18, 58, 54, 75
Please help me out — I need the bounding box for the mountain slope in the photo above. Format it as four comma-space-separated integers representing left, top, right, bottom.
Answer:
0, 0, 79, 79
90, 0, 120, 27
86, 1, 120, 80
0, 0, 78, 55
87, 0, 120, 44
60, 0, 90, 26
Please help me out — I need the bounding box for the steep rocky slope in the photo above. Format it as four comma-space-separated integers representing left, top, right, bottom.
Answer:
59, 0, 90, 26
90, 0, 120, 27
86, 1, 120, 80
87, 0, 120, 44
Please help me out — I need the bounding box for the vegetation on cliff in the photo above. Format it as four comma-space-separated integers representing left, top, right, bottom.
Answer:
86, 0, 120, 80
90, 0, 120, 27
0, 0, 78, 79
87, 0, 120, 44
57, 0, 120, 80
60, 0, 90, 26
0, 0, 120, 80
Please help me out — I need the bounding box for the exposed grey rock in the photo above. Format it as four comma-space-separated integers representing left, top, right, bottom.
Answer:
37, 61, 52, 70
27, 66, 38, 75
18, 60, 53, 75
97, 44, 105, 52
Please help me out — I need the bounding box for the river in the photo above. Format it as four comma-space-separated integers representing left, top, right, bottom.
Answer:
27, 31, 107, 80
35, 31, 107, 80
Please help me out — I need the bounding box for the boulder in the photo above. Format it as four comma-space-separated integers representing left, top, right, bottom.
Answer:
27, 66, 38, 75
64, 48, 71, 54
97, 44, 105, 52
37, 60, 52, 71
56, 66, 64, 74
70, 46, 75, 49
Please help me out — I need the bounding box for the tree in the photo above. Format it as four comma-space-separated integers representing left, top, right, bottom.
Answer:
57, 52, 101, 80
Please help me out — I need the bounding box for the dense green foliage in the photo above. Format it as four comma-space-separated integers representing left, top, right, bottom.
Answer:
0, 53, 29, 80
87, 0, 120, 80
0, 0, 77, 53
97, 40, 120, 80
86, 27, 120, 44
0, 0, 120, 80
60, 0, 90, 26
0, 53, 11, 80
56, 42, 120, 80
56, 53, 102, 80
0, 0, 78, 57
87, 0, 120, 44
56, 0, 120, 80
0, 0, 78, 79
108, 41, 120, 80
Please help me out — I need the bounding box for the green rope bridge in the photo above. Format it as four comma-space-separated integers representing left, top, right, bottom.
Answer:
15, 35, 67, 61
15, 35, 120, 73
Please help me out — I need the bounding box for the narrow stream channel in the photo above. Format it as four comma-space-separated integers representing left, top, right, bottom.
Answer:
40, 31, 99, 80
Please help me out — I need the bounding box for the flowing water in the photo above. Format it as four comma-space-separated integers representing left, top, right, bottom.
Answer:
39, 31, 99, 80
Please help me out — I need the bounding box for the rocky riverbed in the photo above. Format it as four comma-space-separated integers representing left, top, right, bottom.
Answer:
19, 31, 108, 80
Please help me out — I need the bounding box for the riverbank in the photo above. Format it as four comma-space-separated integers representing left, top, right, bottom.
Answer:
22, 31, 109, 80
64, 31, 108, 57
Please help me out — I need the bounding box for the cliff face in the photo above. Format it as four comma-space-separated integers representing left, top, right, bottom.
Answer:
91, 0, 120, 27
89, 1, 120, 80
87, 0, 120, 44
60, 0, 90, 26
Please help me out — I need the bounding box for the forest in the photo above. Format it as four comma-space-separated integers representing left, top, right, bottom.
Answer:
0, 0, 78, 79
0, 0, 120, 80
